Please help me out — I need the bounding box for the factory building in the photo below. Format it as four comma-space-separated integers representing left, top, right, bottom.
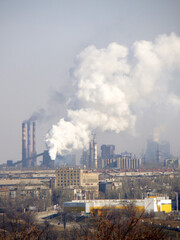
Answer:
145, 139, 171, 164
100, 157, 141, 169
56, 154, 76, 167
80, 134, 98, 169
101, 145, 115, 159
164, 157, 180, 168
63, 196, 172, 215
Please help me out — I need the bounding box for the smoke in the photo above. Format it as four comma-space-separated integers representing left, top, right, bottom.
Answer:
24, 90, 66, 123
46, 33, 180, 160
153, 126, 165, 143
24, 109, 47, 123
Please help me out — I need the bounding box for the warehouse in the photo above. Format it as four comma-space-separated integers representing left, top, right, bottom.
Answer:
63, 196, 171, 215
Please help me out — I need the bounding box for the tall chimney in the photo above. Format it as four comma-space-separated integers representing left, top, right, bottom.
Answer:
93, 134, 97, 169
32, 122, 36, 154
32, 121, 37, 166
27, 122, 31, 160
22, 122, 26, 168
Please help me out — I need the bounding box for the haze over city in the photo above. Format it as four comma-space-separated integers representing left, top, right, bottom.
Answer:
1, 0, 180, 163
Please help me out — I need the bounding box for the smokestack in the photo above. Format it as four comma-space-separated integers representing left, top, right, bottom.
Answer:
156, 144, 160, 163
27, 122, 31, 160
22, 122, 26, 168
32, 121, 37, 166
32, 122, 36, 154
93, 134, 97, 169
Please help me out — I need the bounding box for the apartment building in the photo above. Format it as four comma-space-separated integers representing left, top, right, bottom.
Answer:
55, 168, 99, 198
55, 168, 83, 188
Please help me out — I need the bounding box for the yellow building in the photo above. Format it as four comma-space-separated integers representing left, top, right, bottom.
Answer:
145, 196, 172, 213
63, 196, 172, 215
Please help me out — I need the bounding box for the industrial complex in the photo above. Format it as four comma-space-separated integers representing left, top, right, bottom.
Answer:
0, 121, 179, 228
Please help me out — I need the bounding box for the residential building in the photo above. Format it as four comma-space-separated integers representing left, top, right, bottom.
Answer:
55, 167, 99, 198
55, 168, 83, 188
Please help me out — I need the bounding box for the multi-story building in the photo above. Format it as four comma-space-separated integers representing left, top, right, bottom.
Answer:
100, 157, 141, 169
55, 168, 83, 188
55, 167, 99, 198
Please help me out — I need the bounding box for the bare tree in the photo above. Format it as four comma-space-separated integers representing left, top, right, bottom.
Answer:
73, 206, 165, 240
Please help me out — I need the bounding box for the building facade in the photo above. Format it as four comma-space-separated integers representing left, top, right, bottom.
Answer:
55, 167, 99, 198
55, 168, 83, 188
101, 145, 115, 159
100, 157, 141, 169
64, 196, 172, 215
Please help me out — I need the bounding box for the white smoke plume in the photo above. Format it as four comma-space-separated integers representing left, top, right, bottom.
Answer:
153, 126, 165, 143
25, 90, 66, 123
46, 33, 180, 160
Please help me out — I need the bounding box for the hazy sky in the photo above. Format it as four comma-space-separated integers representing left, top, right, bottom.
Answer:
1, 0, 180, 163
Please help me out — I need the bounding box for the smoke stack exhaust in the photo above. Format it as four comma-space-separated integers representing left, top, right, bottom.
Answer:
32, 121, 37, 166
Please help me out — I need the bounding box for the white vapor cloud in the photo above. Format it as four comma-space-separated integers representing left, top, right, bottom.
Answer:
46, 33, 180, 160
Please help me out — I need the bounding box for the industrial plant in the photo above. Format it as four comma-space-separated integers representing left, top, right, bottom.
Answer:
3, 121, 180, 172
0, 121, 179, 239
6, 122, 53, 169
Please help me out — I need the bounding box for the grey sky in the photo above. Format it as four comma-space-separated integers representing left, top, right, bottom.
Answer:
0, 0, 180, 163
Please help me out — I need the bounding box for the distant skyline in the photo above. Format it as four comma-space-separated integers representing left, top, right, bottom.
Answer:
1, 1, 180, 163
